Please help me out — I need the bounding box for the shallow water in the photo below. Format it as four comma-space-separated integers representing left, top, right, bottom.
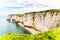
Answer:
0, 16, 29, 36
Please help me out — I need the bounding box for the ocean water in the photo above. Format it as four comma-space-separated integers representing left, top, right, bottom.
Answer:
0, 16, 29, 36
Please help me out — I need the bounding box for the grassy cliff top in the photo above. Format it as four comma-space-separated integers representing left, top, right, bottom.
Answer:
25, 9, 60, 14
16, 14, 24, 17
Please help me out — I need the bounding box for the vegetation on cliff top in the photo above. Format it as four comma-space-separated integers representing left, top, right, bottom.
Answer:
16, 14, 24, 17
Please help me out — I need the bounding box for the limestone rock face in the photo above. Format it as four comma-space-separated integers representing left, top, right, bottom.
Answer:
34, 13, 41, 29
15, 10, 60, 32
18, 17, 23, 23
48, 12, 60, 29
23, 13, 34, 27
7, 14, 13, 19
45, 12, 52, 26
34, 12, 49, 32
23, 11, 60, 32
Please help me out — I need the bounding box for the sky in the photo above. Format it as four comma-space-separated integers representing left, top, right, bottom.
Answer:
0, 0, 60, 16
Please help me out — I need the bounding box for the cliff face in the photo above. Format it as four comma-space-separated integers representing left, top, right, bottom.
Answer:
23, 10, 60, 32
8, 9, 60, 32
23, 13, 34, 27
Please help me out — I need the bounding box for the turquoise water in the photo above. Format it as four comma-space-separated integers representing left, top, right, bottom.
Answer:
0, 16, 29, 36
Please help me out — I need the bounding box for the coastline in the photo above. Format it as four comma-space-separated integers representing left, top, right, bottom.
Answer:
7, 9, 60, 34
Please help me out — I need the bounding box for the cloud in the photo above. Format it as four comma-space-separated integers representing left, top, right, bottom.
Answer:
0, 0, 60, 16
0, 0, 60, 8
0, 0, 48, 7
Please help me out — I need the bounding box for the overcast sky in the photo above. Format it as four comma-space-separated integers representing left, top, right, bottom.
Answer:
0, 0, 60, 16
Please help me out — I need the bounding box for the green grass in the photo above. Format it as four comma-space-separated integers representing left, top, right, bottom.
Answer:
0, 27, 60, 40
16, 14, 24, 17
